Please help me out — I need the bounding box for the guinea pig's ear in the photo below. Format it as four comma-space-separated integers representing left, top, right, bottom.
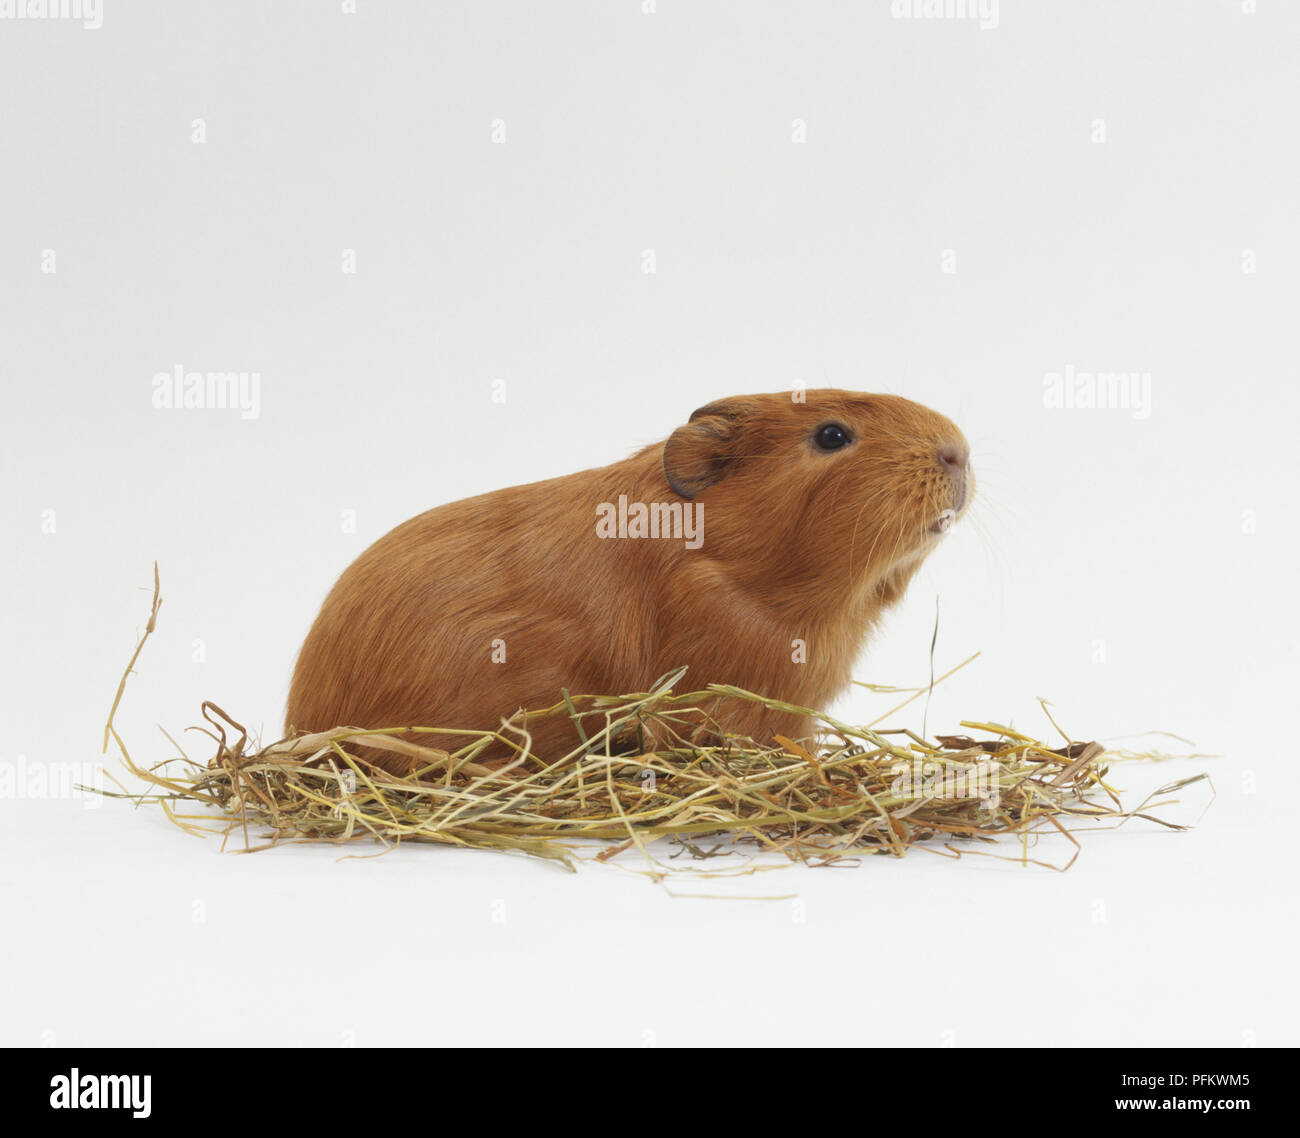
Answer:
662, 397, 754, 499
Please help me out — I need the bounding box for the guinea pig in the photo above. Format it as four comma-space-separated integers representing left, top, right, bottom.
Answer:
286, 389, 971, 771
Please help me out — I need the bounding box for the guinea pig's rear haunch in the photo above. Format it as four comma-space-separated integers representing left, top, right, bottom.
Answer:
286, 390, 972, 770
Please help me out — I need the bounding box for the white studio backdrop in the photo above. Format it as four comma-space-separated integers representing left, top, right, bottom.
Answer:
2, 1, 1297, 1047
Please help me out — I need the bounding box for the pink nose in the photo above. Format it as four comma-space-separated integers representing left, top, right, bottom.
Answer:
937, 442, 969, 472
937, 442, 971, 511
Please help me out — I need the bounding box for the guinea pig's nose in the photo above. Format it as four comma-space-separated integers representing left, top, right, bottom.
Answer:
936, 442, 970, 473
937, 441, 972, 513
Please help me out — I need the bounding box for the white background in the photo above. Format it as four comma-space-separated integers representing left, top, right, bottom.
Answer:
2, 1, 1297, 1047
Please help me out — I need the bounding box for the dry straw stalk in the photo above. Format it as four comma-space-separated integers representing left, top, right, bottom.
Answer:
94, 567, 1210, 875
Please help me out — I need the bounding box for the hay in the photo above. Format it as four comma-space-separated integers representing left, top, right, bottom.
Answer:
94, 567, 1210, 875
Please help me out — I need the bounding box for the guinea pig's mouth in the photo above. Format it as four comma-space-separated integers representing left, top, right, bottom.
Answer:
927, 463, 973, 536
928, 509, 957, 536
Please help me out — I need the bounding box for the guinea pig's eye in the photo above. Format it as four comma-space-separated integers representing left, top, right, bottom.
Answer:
812, 422, 852, 452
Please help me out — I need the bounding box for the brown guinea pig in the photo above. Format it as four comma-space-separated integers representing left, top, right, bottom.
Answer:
286, 389, 971, 770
